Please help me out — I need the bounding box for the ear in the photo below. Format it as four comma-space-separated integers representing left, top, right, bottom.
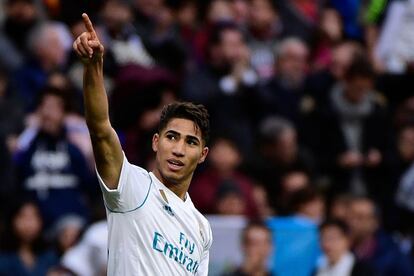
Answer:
152, 133, 159, 152
198, 147, 209, 164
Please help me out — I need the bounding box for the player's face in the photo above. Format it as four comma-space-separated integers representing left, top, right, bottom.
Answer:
152, 118, 208, 187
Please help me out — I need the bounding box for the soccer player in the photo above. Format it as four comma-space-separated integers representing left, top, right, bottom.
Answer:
73, 13, 213, 275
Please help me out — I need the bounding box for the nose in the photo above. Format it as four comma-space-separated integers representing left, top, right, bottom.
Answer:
172, 140, 185, 157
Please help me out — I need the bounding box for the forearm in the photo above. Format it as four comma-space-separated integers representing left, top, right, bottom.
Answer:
83, 58, 111, 135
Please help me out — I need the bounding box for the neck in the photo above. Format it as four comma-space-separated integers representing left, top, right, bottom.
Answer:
19, 245, 35, 268
241, 260, 267, 276
152, 168, 191, 201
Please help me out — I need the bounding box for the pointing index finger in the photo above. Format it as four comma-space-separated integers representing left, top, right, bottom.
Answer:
82, 13, 97, 38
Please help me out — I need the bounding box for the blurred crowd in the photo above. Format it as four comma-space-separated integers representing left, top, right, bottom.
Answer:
1, 0, 414, 275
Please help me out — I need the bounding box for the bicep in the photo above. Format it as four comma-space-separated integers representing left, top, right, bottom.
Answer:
90, 125, 123, 190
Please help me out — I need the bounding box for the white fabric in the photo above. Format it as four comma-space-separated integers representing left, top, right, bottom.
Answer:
316, 252, 355, 276
61, 221, 108, 276
97, 154, 213, 276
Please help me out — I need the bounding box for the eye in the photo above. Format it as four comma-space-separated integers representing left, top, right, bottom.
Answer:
187, 139, 199, 146
166, 134, 176, 140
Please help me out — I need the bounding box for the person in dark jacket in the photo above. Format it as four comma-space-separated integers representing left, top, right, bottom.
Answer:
347, 197, 414, 276
315, 55, 390, 199
315, 219, 375, 276
14, 87, 95, 229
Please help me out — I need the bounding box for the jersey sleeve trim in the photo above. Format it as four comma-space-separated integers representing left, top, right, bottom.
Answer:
97, 152, 128, 194
104, 172, 153, 213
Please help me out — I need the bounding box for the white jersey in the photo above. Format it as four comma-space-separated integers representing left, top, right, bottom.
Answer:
97, 154, 213, 276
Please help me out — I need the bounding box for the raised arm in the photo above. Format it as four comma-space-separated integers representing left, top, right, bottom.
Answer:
73, 13, 123, 189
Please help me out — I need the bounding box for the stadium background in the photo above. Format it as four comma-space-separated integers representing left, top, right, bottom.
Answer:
1, 0, 414, 275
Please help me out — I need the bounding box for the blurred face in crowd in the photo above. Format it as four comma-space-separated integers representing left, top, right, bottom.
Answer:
320, 225, 350, 264
270, 128, 298, 164
242, 225, 272, 267
347, 199, 378, 242
152, 118, 208, 187
208, 0, 233, 23
13, 203, 42, 244
398, 126, 414, 162
344, 76, 373, 104
220, 29, 246, 65
249, 0, 276, 31
38, 94, 66, 136
134, 0, 163, 18
330, 43, 358, 80
319, 8, 342, 42
208, 138, 242, 174
34, 25, 67, 69
330, 196, 352, 221
230, 0, 249, 25
102, 0, 132, 32
6, 0, 37, 23
298, 196, 325, 223
277, 41, 308, 87
58, 224, 83, 253
281, 171, 309, 194
176, 1, 197, 27
216, 192, 246, 215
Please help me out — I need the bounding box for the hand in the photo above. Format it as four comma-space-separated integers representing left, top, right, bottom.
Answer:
232, 45, 251, 81
365, 149, 382, 167
73, 13, 104, 64
338, 151, 363, 168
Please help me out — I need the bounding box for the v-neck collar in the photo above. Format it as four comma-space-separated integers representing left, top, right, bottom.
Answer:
149, 172, 190, 206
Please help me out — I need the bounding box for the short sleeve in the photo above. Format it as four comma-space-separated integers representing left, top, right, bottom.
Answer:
96, 153, 152, 212
196, 220, 213, 276
196, 250, 209, 276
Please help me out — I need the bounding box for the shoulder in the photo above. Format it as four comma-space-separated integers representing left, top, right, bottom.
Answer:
351, 260, 376, 276
189, 202, 213, 250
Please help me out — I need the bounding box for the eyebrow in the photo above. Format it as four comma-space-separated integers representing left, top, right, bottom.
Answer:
165, 130, 201, 143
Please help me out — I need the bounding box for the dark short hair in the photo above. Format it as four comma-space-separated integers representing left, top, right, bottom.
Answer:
158, 102, 210, 145
241, 220, 271, 245
319, 219, 350, 237
288, 187, 323, 214
208, 21, 244, 48
37, 86, 73, 112
345, 54, 375, 80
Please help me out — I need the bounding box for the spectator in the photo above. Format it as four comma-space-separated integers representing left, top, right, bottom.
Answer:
276, 169, 310, 215
100, 0, 154, 69
51, 214, 85, 257
347, 197, 414, 275
317, 55, 389, 198
244, 116, 315, 212
310, 8, 344, 72
287, 187, 326, 224
14, 87, 95, 228
388, 124, 414, 233
182, 22, 259, 155
267, 187, 322, 276
0, 199, 58, 275
215, 180, 247, 216
329, 194, 354, 222
0, 0, 40, 72
61, 220, 108, 276
277, 0, 321, 44
246, 0, 282, 80
13, 22, 71, 111
257, 37, 310, 126
315, 219, 375, 276
190, 136, 258, 217
223, 221, 273, 276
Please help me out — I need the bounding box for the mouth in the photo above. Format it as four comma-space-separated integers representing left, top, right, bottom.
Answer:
166, 159, 185, 171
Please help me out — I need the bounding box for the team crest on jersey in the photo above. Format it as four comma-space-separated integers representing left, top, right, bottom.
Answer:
163, 204, 175, 216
